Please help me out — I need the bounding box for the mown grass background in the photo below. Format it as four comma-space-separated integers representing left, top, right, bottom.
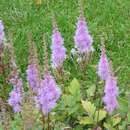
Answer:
0, 0, 130, 94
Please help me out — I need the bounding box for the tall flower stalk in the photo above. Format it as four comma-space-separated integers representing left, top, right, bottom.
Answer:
36, 72, 61, 115
35, 37, 61, 130
73, 1, 93, 70
103, 74, 119, 114
8, 43, 23, 113
26, 34, 40, 92
97, 43, 110, 80
74, 9, 93, 53
51, 16, 66, 71
0, 22, 12, 130
97, 42, 119, 114
22, 34, 39, 129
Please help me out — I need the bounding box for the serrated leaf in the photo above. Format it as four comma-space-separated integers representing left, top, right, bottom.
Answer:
87, 84, 96, 97
79, 117, 93, 125
81, 100, 96, 116
69, 78, 80, 95
112, 115, 121, 126
94, 109, 107, 122
68, 104, 79, 115
62, 95, 74, 106
104, 122, 112, 129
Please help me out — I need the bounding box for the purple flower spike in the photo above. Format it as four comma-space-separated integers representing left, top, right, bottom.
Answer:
74, 15, 93, 53
98, 44, 110, 80
0, 20, 5, 45
103, 76, 119, 114
8, 87, 22, 113
7, 44, 23, 113
8, 70, 23, 113
27, 64, 40, 91
35, 73, 61, 115
51, 23, 66, 69
26, 35, 40, 91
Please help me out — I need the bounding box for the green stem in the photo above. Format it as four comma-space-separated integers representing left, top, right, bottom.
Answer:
42, 114, 45, 130
47, 114, 51, 130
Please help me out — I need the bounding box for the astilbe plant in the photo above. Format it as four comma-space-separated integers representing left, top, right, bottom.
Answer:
73, 2, 93, 71
35, 38, 61, 129
74, 1, 93, 53
7, 43, 23, 113
36, 72, 61, 115
0, 22, 12, 130
22, 34, 41, 129
37, 39, 61, 114
103, 74, 119, 114
98, 43, 119, 114
97, 43, 110, 80
74, 11, 93, 54
51, 17, 66, 70
26, 34, 40, 92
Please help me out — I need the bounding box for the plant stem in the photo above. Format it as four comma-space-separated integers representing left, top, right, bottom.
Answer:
47, 114, 51, 130
42, 114, 45, 130
96, 81, 104, 127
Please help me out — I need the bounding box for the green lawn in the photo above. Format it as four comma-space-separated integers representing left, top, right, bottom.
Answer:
0, 0, 130, 93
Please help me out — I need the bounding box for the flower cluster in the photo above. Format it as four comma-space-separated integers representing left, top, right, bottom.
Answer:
74, 15, 93, 53
26, 36, 40, 91
0, 20, 5, 45
35, 72, 61, 115
8, 86, 22, 113
98, 43, 119, 114
97, 44, 110, 80
27, 64, 40, 91
8, 70, 23, 113
7, 43, 23, 113
51, 23, 66, 69
103, 76, 119, 114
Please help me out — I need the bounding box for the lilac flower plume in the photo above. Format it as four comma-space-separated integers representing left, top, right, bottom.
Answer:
26, 36, 40, 91
0, 20, 5, 45
103, 76, 119, 114
8, 70, 23, 113
8, 86, 22, 113
35, 72, 61, 115
27, 64, 39, 91
7, 43, 23, 113
51, 22, 66, 68
74, 14, 93, 53
98, 44, 110, 80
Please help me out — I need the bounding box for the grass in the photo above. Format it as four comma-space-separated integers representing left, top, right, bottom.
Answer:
0, 0, 130, 94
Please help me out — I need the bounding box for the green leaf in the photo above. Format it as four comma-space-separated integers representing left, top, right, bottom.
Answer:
69, 78, 80, 95
62, 95, 74, 106
112, 115, 121, 127
118, 97, 128, 113
94, 109, 107, 122
79, 117, 93, 125
128, 113, 130, 123
87, 84, 96, 97
104, 122, 112, 129
81, 100, 96, 116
